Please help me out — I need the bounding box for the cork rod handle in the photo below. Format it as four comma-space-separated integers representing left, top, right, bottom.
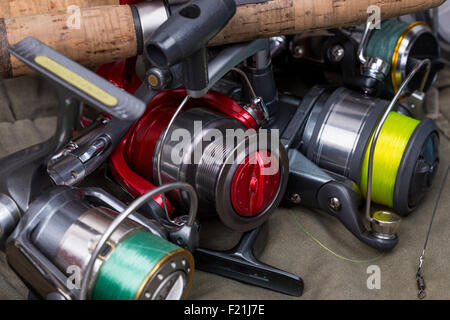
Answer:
0, 0, 445, 78
0, 0, 119, 18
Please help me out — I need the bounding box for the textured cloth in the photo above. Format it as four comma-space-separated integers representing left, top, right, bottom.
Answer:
0, 71, 448, 300
0, 75, 58, 300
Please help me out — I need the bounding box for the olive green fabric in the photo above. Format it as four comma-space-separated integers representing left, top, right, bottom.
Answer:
0, 72, 448, 300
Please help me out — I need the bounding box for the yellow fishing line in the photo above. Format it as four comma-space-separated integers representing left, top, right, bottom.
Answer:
289, 211, 384, 263
360, 112, 419, 207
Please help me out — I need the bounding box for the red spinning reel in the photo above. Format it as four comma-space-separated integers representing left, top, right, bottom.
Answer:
110, 88, 289, 231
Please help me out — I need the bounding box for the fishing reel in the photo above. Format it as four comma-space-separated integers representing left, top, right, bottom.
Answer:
280, 60, 440, 250
353, 17, 441, 98
297, 87, 439, 214
7, 186, 194, 300
102, 0, 288, 232
0, 37, 198, 300
101, 0, 303, 297
281, 17, 442, 102
111, 89, 288, 232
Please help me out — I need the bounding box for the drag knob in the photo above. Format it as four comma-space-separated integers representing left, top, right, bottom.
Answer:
231, 152, 280, 217
196, 129, 289, 232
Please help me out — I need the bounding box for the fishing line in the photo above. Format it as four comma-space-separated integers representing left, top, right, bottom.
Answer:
416, 164, 450, 299
360, 112, 420, 207
92, 230, 183, 300
289, 211, 384, 263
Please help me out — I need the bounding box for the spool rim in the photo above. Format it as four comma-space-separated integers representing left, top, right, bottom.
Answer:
91, 230, 194, 300
134, 248, 195, 300
393, 118, 439, 216
391, 22, 434, 93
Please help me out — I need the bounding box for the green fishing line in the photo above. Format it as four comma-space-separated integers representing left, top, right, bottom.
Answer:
366, 20, 429, 94
91, 230, 182, 300
365, 20, 409, 94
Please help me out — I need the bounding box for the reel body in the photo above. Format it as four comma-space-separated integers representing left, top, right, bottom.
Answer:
6, 186, 194, 300
111, 89, 289, 232
299, 86, 440, 215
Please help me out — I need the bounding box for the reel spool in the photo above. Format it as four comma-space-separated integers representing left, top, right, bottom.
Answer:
111, 89, 289, 232
299, 86, 439, 216
6, 187, 194, 300
364, 20, 440, 95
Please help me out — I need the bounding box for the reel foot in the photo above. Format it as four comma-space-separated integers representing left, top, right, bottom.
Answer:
194, 225, 304, 297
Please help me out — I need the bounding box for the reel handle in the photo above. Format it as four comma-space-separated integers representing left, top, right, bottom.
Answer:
9, 37, 148, 186
9, 37, 146, 121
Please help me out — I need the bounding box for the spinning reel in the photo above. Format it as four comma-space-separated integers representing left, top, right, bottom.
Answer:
7, 185, 195, 300
104, 0, 303, 297
283, 16, 442, 102
279, 60, 439, 250
0, 37, 196, 300
112, 87, 288, 232
300, 88, 439, 215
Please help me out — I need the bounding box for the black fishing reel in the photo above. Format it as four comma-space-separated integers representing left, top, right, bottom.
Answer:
296, 86, 439, 215
279, 61, 440, 251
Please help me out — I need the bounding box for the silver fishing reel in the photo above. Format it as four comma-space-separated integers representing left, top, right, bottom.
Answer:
6, 185, 195, 300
